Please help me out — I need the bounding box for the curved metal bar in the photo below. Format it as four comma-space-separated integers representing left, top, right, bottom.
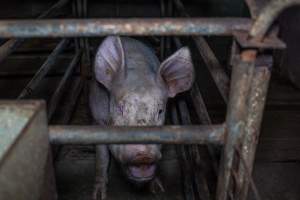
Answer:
250, 0, 300, 39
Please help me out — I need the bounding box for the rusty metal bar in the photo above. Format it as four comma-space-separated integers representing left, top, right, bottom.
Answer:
0, 18, 252, 38
216, 50, 256, 200
48, 50, 81, 119
250, 0, 300, 40
237, 57, 272, 199
173, 0, 229, 103
49, 124, 225, 145
18, 39, 69, 99
0, 0, 72, 64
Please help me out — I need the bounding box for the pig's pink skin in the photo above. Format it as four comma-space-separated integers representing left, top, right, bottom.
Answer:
90, 36, 194, 196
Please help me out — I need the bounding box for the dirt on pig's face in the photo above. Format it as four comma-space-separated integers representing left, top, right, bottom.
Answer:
108, 86, 166, 184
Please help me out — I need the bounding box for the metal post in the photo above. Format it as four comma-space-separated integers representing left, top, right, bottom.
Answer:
216, 50, 257, 200
18, 39, 69, 99
237, 56, 272, 199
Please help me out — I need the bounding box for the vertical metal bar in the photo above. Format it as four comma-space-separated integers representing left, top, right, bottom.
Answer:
171, 105, 196, 200
48, 51, 81, 119
177, 100, 212, 200
216, 50, 256, 200
18, 39, 69, 99
237, 59, 272, 199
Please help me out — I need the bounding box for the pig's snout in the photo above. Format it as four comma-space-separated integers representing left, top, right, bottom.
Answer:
124, 145, 161, 183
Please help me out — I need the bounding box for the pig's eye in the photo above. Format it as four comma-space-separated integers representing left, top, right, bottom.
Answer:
158, 109, 163, 115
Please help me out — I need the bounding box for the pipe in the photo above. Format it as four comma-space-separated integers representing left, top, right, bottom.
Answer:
216, 50, 256, 200
48, 50, 81, 119
238, 60, 272, 199
18, 39, 69, 99
0, 18, 252, 38
49, 124, 226, 145
250, 0, 300, 39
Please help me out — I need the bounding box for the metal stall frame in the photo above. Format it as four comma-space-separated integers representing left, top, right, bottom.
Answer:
0, 0, 299, 200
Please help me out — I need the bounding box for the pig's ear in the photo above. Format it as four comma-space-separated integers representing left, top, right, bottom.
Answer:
94, 36, 125, 90
159, 47, 194, 97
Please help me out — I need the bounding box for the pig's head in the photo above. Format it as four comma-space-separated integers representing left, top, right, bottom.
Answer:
94, 36, 194, 184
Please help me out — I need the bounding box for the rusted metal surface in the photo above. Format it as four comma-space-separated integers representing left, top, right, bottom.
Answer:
18, 39, 69, 99
0, 101, 49, 200
233, 30, 286, 49
0, 18, 252, 38
0, 0, 72, 64
48, 51, 81, 119
250, 0, 300, 40
173, 0, 229, 103
216, 50, 256, 200
237, 56, 272, 200
49, 124, 225, 145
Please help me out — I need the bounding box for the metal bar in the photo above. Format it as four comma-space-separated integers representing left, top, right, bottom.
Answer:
238, 59, 272, 199
60, 78, 84, 123
250, 0, 300, 40
216, 50, 256, 200
18, 39, 69, 99
174, 36, 219, 177
0, 0, 72, 64
49, 124, 225, 145
48, 51, 81, 119
177, 100, 212, 200
234, 148, 262, 200
171, 104, 196, 200
0, 18, 252, 38
173, 0, 229, 103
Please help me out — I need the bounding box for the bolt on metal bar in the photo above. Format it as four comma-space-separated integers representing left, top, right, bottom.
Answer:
173, 0, 229, 103
237, 60, 272, 200
216, 50, 257, 200
0, 18, 252, 38
0, 0, 72, 64
49, 124, 225, 145
48, 50, 81, 119
18, 39, 69, 99
250, 0, 300, 40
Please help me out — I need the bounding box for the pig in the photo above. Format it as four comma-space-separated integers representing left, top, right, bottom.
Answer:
89, 36, 194, 200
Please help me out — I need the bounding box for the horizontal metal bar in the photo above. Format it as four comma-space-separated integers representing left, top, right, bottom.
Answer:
49, 124, 226, 145
0, 18, 252, 38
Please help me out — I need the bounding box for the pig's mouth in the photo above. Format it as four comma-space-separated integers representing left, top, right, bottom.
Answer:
126, 163, 157, 183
